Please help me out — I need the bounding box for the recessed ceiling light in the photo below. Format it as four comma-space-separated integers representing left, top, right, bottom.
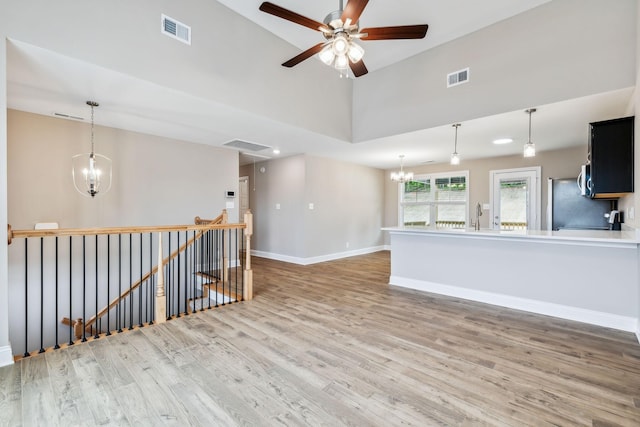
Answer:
493, 138, 513, 145
273, 148, 280, 155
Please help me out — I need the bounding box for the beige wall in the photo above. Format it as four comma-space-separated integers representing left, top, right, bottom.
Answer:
383, 146, 587, 241
8, 109, 239, 229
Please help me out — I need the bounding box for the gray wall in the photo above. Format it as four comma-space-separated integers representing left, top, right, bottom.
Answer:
241, 154, 385, 262
353, 0, 636, 142
383, 145, 586, 243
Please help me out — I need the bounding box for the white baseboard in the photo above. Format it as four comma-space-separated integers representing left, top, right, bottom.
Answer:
0, 344, 14, 367
390, 276, 638, 333
252, 246, 385, 266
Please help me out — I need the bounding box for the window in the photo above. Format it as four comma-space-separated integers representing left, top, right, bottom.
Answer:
399, 171, 469, 228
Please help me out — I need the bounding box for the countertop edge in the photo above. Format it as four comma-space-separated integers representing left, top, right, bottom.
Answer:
382, 227, 640, 247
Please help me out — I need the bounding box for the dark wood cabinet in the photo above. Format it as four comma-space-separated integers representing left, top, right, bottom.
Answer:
589, 116, 634, 198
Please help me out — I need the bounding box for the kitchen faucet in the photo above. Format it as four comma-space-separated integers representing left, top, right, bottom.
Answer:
473, 202, 482, 230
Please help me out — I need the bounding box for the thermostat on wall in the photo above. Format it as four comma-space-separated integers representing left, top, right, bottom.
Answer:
226, 190, 236, 198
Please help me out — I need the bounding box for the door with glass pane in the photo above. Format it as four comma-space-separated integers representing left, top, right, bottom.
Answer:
490, 168, 540, 230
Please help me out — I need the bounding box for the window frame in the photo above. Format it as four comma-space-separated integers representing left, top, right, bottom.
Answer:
398, 170, 470, 228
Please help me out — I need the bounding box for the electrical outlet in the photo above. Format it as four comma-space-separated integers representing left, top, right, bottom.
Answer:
275, 203, 280, 210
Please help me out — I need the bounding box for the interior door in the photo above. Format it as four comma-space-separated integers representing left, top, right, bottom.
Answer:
490, 168, 540, 230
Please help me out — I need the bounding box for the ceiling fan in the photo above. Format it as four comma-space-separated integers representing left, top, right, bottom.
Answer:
259, 0, 428, 77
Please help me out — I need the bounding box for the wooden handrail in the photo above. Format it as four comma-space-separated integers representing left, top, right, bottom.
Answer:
9, 222, 244, 241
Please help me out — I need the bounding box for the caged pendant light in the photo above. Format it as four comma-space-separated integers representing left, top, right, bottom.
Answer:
72, 101, 112, 198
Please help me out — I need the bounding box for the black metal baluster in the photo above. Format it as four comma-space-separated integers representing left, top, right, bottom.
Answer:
209, 230, 214, 309
241, 228, 245, 301
106, 235, 111, 336
200, 231, 205, 312
192, 230, 196, 314
82, 236, 87, 342
68, 236, 74, 346
129, 233, 133, 330
94, 234, 99, 339
167, 232, 171, 319
234, 228, 238, 303
55, 237, 60, 349
176, 231, 181, 318
39, 238, 45, 353
23, 239, 29, 358
139, 233, 143, 327
221, 230, 226, 307
149, 232, 154, 325
118, 234, 123, 333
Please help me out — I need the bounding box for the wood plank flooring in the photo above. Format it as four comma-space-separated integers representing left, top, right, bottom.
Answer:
2, 250, 640, 426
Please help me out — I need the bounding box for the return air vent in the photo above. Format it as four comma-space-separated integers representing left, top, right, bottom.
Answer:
161, 14, 191, 45
223, 139, 271, 152
447, 67, 469, 88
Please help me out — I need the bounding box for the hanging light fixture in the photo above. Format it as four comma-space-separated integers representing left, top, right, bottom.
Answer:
390, 155, 414, 183
72, 101, 112, 198
450, 123, 461, 165
523, 108, 537, 158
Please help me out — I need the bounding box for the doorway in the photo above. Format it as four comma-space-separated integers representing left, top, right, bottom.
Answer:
490, 167, 541, 230
239, 176, 249, 223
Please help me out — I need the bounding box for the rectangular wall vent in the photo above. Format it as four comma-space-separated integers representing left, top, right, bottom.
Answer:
161, 14, 191, 45
447, 67, 470, 88
223, 139, 271, 152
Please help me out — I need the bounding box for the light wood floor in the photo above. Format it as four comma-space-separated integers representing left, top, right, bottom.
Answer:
1, 251, 640, 426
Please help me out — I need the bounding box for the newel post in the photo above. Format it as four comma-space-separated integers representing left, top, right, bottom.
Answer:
243, 209, 253, 301
155, 232, 166, 324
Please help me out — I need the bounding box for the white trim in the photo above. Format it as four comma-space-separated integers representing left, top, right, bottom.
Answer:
0, 344, 14, 367
252, 246, 385, 266
390, 276, 638, 333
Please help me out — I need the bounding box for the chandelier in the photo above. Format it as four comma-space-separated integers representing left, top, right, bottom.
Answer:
72, 101, 112, 198
390, 155, 414, 183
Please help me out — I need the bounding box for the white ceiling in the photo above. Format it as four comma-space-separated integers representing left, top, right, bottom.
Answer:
5, 1, 636, 170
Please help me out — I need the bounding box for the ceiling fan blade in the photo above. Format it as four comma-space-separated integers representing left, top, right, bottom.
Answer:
341, 0, 369, 25
349, 59, 368, 78
282, 43, 326, 68
340, 0, 369, 24
259, 2, 331, 32
360, 25, 429, 40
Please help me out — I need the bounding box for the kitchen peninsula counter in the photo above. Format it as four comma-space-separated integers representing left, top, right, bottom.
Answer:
384, 226, 640, 338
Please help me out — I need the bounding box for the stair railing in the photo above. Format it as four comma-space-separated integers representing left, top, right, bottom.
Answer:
7, 209, 253, 359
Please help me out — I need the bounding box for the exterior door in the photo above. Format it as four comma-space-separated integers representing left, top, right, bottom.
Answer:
490, 167, 540, 230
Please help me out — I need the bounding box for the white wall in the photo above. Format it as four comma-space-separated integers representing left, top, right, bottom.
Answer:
0, 39, 11, 366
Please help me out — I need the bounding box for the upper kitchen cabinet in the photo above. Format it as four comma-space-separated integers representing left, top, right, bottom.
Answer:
589, 116, 634, 199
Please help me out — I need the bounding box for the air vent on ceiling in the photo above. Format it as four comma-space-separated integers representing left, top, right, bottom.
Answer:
447, 67, 469, 88
161, 14, 191, 45
53, 112, 84, 121
223, 139, 271, 152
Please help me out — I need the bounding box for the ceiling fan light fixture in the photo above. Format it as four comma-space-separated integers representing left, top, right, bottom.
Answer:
318, 44, 335, 65
334, 54, 349, 70
347, 42, 364, 63
332, 33, 349, 56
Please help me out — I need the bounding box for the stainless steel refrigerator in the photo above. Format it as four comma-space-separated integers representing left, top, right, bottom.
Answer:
547, 178, 612, 230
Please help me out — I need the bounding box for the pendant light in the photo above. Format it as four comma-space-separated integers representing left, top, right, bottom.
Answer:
72, 101, 112, 198
390, 155, 414, 183
450, 123, 461, 165
523, 108, 537, 158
